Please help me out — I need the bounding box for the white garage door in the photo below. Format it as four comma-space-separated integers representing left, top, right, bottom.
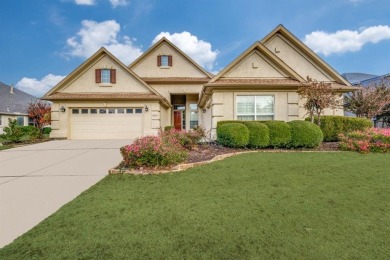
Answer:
71, 108, 143, 139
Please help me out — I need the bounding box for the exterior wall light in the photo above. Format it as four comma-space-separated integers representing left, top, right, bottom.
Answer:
203, 108, 207, 113
144, 105, 149, 112
60, 106, 66, 112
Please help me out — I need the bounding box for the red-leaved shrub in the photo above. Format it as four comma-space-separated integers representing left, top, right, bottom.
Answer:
120, 127, 206, 168
339, 128, 390, 153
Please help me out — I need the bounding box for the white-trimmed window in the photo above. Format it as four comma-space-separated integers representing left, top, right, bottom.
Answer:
101, 69, 110, 83
189, 104, 198, 129
237, 95, 274, 121
157, 55, 172, 67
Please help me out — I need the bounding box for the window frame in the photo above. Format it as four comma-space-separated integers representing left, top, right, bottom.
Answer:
236, 95, 275, 121
157, 55, 172, 67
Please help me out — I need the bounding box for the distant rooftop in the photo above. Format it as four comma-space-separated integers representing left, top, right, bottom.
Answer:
0, 82, 38, 115
341, 73, 379, 85
358, 73, 390, 87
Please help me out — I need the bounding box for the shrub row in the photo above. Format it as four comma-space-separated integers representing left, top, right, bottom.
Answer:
217, 120, 323, 148
306, 116, 372, 141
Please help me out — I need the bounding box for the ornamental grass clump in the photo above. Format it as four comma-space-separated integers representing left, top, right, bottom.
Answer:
339, 128, 390, 153
120, 134, 187, 168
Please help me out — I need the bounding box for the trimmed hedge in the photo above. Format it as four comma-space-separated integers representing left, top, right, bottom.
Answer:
217, 123, 249, 148
265, 121, 291, 148
288, 121, 323, 148
217, 120, 268, 130
306, 116, 373, 141
243, 122, 270, 148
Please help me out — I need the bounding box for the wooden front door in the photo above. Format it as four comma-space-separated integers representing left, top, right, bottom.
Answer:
174, 111, 182, 130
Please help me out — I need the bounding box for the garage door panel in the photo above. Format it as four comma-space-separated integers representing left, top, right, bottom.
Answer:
71, 108, 143, 139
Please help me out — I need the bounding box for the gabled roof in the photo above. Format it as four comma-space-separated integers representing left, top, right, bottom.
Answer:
128, 37, 213, 79
42, 47, 170, 108
208, 41, 305, 84
261, 24, 351, 86
0, 82, 38, 115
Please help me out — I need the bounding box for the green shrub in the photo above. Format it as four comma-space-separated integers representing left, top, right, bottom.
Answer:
288, 121, 323, 148
0, 119, 23, 143
243, 122, 270, 148
265, 121, 291, 148
43, 127, 52, 135
217, 123, 249, 148
216, 120, 268, 130
306, 116, 372, 141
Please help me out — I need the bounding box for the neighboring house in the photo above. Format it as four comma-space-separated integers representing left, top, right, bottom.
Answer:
0, 82, 38, 134
43, 25, 355, 140
343, 73, 390, 127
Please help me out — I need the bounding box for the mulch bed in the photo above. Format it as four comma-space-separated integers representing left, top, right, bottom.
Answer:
186, 142, 340, 163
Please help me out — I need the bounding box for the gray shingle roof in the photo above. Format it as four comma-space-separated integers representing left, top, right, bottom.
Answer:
0, 82, 38, 115
341, 73, 378, 85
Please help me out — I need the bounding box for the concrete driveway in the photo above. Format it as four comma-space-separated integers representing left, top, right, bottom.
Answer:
0, 139, 131, 248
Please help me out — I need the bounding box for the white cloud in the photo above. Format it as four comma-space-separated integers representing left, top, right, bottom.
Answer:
74, 0, 95, 5
74, 0, 129, 7
65, 20, 143, 64
16, 74, 65, 97
303, 25, 390, 56
109, 0, 129, 8
152, 31, 219, 70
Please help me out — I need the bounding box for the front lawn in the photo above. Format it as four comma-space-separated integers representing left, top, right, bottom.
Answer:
1, 152, 389, 258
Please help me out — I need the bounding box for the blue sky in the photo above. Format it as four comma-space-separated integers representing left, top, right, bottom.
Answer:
1, 0, 390, 97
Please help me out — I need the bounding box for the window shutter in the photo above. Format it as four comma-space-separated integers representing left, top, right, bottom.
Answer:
157, 55, 161, 66
95, 69, 101, 83
168, 55, 172, 66
110, 69, 116, 83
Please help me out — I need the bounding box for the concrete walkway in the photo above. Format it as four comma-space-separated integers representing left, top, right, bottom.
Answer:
0, 139, 131, 248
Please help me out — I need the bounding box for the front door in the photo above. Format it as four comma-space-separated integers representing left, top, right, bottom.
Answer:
174, 111, 182, 130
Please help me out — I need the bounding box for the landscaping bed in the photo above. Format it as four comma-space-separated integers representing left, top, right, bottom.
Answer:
187, 141, 340, 163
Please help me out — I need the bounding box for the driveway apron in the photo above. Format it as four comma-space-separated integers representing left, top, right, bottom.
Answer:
0, 139, 130, 248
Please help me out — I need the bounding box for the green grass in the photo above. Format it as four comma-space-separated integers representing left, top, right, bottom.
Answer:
1, 152, 389, 259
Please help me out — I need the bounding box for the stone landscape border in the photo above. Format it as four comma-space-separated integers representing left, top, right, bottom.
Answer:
109, 149, 341, 175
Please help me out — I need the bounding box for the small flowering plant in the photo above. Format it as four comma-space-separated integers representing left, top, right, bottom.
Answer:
339, 128, 390, 153
119, 127, 206, 168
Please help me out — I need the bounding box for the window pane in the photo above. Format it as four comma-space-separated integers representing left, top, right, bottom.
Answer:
237, 96, 255, 114
108, 108, 115, 114
237, 115, 255, 121
16, 116, 24, 126
101, 69, 110, 83
81, 109, 88, 114
256, 115, 274, 121
72, 109, 79, 114
190, 111, 198, 121
174, 105, 185, 110
99, 108, 107, 114
90, 109, 97, 114
126, 109, 133, 114
117, 108, 124, 113
161, 56, 168, 66
189, 104, 198, 110
190, 121, 198, 129
256, 96, 274, 115
135, 108, 142, 114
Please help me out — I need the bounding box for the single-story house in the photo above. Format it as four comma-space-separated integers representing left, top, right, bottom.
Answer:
43, 25, 355, 140
0, 82, 38, 134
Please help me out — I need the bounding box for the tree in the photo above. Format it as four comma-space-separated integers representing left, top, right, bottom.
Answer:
344, 81, 390, 119
28, 100, 51, 136
298, 77, 342, 126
